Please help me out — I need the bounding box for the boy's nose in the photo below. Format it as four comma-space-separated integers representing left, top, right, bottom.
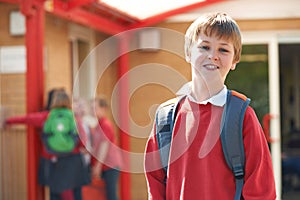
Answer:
208, 51, 219, 60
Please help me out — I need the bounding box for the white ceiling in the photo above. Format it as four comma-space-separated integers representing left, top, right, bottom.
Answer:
168, 0, 300, 22
98, 0, 207, 20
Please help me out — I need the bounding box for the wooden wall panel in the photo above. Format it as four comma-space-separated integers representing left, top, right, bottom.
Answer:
0, 74, 26, 116
0, 3, 27, 199
0, 3, 24, 46
45, 14, 72, 93
0, 129, 27, 200
237, 18, 300, 31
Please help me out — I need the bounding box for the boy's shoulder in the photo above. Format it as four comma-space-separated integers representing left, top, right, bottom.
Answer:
158, 96, 187, 115
160, 97, 181, 107
159, 89, 248, 106
230, 90, 248, 101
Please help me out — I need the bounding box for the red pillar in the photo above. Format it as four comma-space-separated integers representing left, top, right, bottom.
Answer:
20, 0, 45, 199
118, 35, 131, 200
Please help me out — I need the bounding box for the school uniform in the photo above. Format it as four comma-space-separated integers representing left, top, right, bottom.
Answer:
145, 86, 276, 200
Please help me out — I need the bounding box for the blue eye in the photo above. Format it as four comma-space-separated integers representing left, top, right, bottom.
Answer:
219, 48, 229, 53
200, 46, 209, 50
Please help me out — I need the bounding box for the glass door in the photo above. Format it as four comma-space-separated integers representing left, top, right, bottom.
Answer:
226, 44, 269, 123
279, 43, 300, 198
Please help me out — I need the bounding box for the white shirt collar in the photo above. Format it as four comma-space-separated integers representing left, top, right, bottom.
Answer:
176, 82, 227, 107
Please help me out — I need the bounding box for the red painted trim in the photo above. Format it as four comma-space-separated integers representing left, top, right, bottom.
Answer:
128, 0, 225, 29
118, 35, 131, 200
4, 0, 223, 35
263, 114, 277, 143
49, 6, 127, 35
21, 0, 45, 200
0, 0, 18, 3
53, 0, 95, 11
48, 0, 224, 35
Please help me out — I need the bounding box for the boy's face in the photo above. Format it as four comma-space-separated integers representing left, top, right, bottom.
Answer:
189, 32, 237, 86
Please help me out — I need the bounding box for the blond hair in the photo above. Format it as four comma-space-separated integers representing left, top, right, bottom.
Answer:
185, 12, 242, 63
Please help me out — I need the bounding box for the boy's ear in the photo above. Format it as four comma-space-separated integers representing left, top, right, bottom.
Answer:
185, 51, 191, 63
231, 62, 237, 70
185, 56, 191, 63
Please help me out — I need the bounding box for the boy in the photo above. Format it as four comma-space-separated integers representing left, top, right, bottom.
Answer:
91, 96, 122, 200
144, 12, 276, 199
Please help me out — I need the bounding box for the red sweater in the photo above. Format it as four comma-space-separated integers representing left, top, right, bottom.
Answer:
6, 111, 49, 128
145, 98, 276, 200
91, 117, 122, 171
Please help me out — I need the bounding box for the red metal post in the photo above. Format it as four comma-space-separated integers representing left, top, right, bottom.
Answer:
20, 0, 45, 199
118, 35, 131, 200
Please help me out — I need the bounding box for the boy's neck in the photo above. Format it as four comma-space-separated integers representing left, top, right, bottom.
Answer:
190, 79, 224, 102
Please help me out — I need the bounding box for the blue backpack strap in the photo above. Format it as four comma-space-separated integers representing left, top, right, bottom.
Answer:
220, 90, 250, 200
155, 95, 186, 175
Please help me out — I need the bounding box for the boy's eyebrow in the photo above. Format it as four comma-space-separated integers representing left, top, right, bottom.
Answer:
198, 40, 231, 46
220, 42, 230, 46
196, 40, 209, 45
201, 40, 210, 43
220, 41, 230, 45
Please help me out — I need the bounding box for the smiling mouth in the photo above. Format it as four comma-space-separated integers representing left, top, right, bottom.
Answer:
204, 65, 219, 70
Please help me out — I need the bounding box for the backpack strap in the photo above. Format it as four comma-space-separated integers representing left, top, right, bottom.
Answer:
155, 95, 186, 176
155, 89, 250, 197
220, 90, 250, 200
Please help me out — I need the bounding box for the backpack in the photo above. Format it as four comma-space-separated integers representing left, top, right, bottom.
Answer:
43, 108, 79, 155
155, 90, 250, 200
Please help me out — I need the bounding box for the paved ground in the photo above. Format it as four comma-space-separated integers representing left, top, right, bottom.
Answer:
282, 191, 300, 200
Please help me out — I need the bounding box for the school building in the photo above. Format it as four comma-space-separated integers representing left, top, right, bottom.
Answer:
0, 0, 300, 200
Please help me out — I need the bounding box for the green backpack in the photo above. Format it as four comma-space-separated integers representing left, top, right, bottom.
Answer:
43, 108, 78, 155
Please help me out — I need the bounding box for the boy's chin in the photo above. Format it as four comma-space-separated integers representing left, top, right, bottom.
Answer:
193, 77, 224, 93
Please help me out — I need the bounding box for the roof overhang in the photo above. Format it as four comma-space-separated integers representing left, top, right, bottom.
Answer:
46, 0, 226, 35
1, 0, 225, 35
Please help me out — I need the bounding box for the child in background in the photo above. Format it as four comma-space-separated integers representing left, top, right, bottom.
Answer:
91, 96, 122, 200
5, 89, 90, 200
43, 90, 90, 200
